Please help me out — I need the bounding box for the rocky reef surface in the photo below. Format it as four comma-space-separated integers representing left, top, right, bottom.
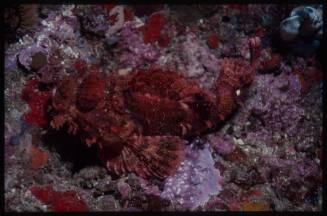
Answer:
4, 4, 323, 212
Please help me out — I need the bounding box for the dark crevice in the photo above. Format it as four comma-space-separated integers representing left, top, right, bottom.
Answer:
42, 126, 102, 174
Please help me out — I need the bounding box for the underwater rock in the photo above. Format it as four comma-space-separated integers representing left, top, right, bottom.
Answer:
289, 39, 320, 58
280, 15, 301, 42
17, 46, 48, 72
290, 6, 323, 38
119, 24, 159, 68
279, 5, 322, 57
78, 6, 110, 38
208, 135, 235, 156
132, 4, 165, 17
4, 5, 39, 45
257, 48, 282, 73
280, 6, 322, 42
243, 68, 305, 146
117, 180, 132, 199
99, 195, 120, 211
104, 35, 120, 47
5, 4, 323, 212
105, 5, 125, 37
261, 156, 321, 204
178, 33, 219, 78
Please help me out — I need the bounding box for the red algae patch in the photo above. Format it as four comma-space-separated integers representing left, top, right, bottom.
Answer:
207, 34, 219, 49
21, 79, 51, 127
29, 185, 89, 212
30, 146, 48, 170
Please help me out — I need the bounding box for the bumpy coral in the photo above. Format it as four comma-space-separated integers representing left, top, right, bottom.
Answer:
47, 58, 255, 179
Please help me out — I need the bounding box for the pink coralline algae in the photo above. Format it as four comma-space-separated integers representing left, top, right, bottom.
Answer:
161, 143, 222, 210
260, 156, 321, 204
117, 180, 132, 199
39, 7, 78, 43
29, 185, 89, 212
17, 46, 48, 72
240, 66, 305, 146
222, 37, 252, 61
119, 24, 159, 68
208, 135, 235, 156
5, 4, 324, 212
177, 33, 219, 79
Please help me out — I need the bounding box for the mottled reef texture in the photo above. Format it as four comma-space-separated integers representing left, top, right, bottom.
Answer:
4, 4, 323, 212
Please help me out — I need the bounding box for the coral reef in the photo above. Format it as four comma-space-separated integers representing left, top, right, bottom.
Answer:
4, 4, 323, 212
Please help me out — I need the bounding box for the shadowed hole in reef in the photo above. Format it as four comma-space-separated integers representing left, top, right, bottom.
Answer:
42, 126, 102, 174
